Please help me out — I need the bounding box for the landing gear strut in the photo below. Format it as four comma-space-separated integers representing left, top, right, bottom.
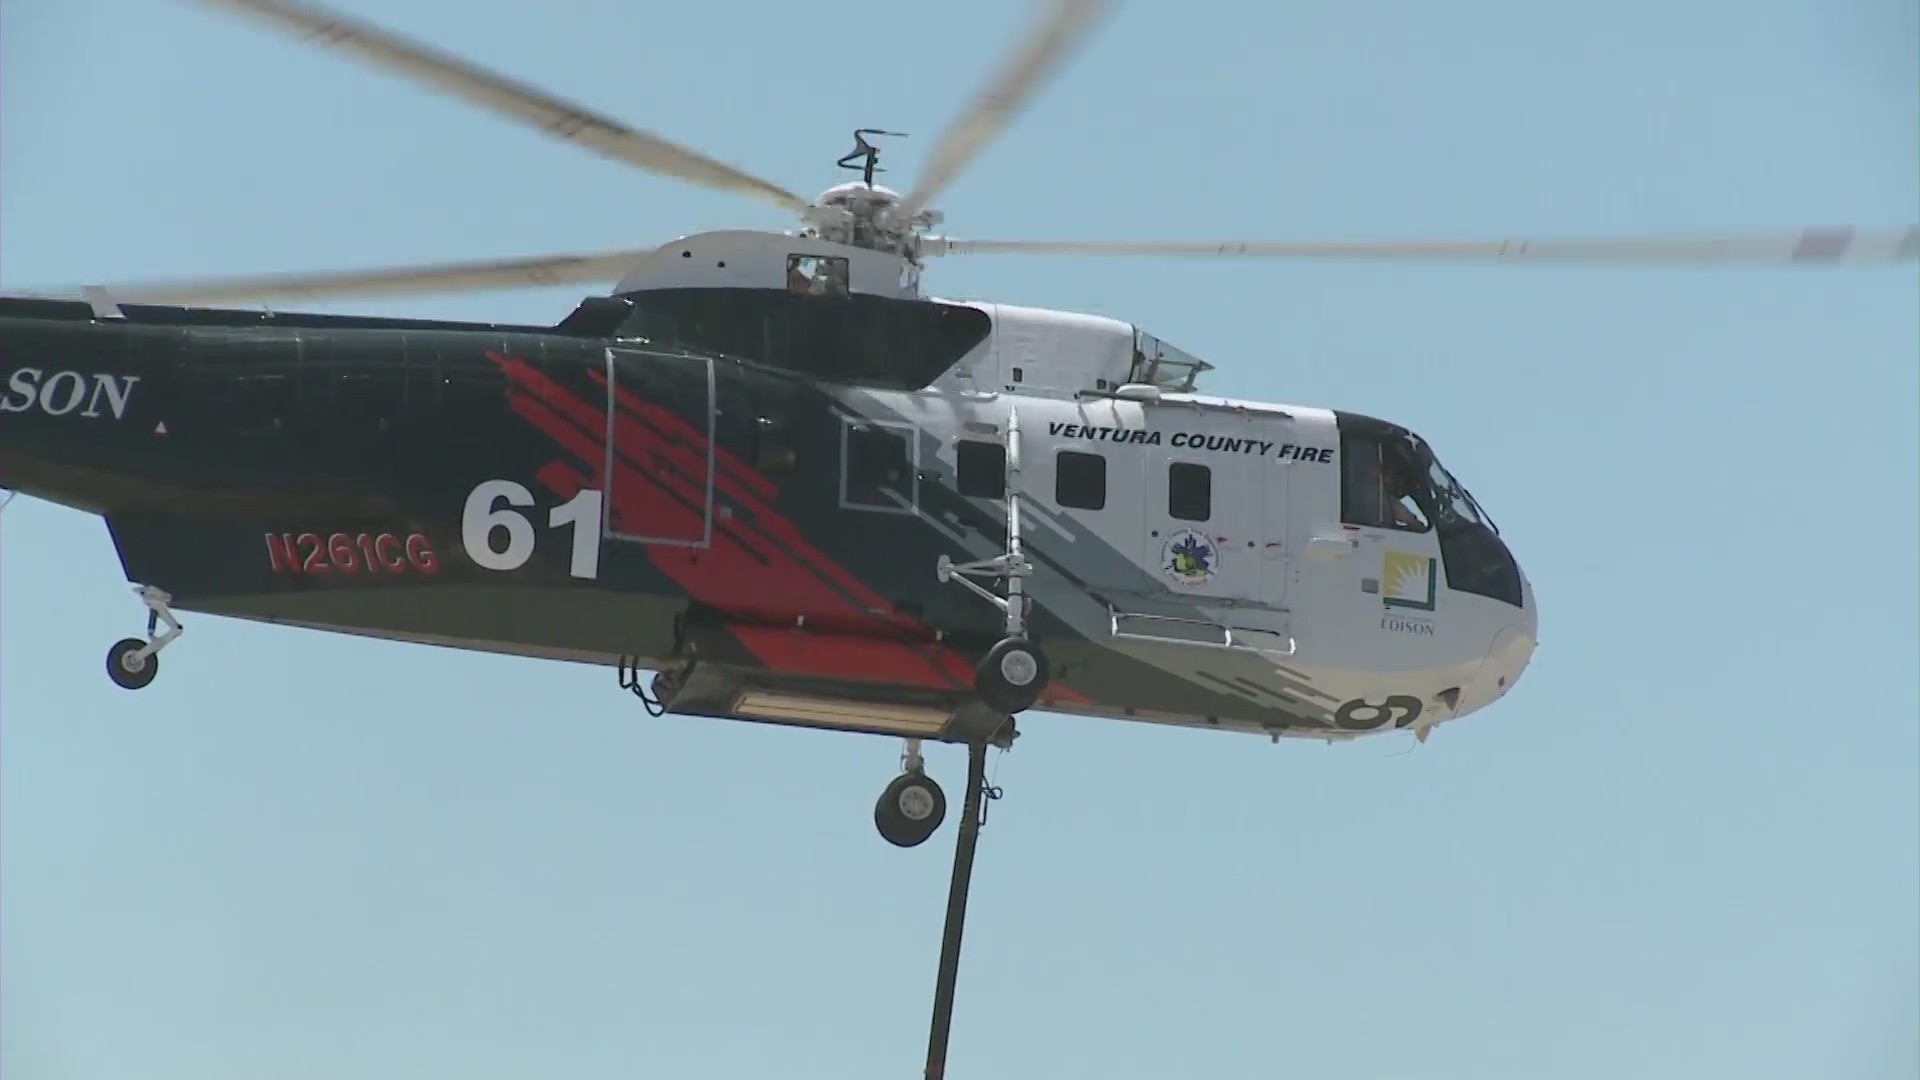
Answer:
875, 738, 949, 847
938, 406, 1050, 714
105, 585, 182, 691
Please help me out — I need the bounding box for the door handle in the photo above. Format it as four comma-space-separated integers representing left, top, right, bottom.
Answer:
1305, 535, 1355, 559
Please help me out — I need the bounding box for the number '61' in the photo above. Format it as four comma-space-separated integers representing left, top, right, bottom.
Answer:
461, 479, 603, 580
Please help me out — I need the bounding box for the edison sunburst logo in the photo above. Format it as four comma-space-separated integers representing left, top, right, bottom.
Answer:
1381, 551, 1437, 611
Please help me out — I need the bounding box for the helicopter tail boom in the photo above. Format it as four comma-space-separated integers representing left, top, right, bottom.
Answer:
0, 299, 179, 516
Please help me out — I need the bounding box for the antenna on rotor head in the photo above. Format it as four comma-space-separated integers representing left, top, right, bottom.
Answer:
838, 128, 907, 186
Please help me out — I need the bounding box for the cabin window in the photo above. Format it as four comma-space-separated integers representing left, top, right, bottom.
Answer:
787, 254, 849, 297
956, 439, 1005, 498
715, 369, 795, 474
1168, 462, 1211, 521
328, 369, 402, 439
845, 420, 914, 509
1055, 450, 1106, 511
233, 374, 294, 440
1339, 431, 1429, 532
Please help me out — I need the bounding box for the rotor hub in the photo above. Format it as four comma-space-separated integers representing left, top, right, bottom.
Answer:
814, 181, 903, 212
800, 180, 940, 264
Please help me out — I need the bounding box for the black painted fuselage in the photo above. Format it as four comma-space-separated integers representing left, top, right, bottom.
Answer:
0, 291, 1134, 740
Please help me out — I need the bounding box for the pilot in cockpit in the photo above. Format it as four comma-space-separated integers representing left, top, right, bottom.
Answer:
1380, 460, 1425, 528
1354, 452, 1426, 530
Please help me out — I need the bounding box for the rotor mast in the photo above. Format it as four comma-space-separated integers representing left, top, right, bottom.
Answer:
837, 128, 905, 187
802, 129, 945, 282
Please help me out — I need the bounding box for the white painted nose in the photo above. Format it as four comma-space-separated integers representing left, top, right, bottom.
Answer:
1476, 568, 1537, 706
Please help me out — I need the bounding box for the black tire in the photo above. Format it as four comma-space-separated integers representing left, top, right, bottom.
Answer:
106, 637, 158, 690
874, 771, 947, 848
975, 636, 1048, 714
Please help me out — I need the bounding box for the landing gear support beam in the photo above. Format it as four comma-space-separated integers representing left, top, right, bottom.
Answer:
922, 738, 998, 1080
937, 407, 1051, 714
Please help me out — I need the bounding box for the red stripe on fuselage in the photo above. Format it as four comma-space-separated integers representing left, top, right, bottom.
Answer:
487, 352, 977, 693
590, 368, 946, 625
585, 359, 1090, 707
499, 355, 891, 631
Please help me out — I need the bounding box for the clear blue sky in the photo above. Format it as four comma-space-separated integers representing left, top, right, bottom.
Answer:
3, 1, 1915, 1077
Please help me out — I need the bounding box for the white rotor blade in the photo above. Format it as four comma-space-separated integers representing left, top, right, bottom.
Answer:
893, 0, 1114, 222
60, 247, 658, 305
929, 226, 1920, 264
197, 0, 810, 213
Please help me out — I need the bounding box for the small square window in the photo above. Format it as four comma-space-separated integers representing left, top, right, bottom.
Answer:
1056, 450, 1106, 510
786, 254, 849, 296
1169, 462, 1211, 521
846, 422, 911, 508
956, 439, 1005, 498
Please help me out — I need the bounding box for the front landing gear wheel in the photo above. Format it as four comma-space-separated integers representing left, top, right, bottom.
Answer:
875, 770, 947, 848
975, 636, 1048, 714
106, 637, 158, 690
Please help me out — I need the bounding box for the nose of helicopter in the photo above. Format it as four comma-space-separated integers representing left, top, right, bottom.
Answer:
1472, 567, 1537, 708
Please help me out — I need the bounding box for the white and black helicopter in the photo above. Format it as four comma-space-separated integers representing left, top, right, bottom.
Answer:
6, 2, 1912, 1073
3, 0, 1911, 843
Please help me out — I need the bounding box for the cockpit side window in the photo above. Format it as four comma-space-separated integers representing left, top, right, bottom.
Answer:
1127, 329, 1212, 392
1339, 432, 1430, 532
1334, 411, 1524, 608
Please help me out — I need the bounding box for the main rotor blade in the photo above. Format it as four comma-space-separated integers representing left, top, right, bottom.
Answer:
893, 0, 1114, 223
196, 0, 811, 213
928, 226, 1920, 264
59, 247, 658, 305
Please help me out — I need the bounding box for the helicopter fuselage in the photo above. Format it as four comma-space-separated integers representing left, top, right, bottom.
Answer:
0, 264, 1536, 746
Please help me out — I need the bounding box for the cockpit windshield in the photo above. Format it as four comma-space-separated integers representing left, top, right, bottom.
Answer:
1129, 328, 1213, 392
1422, 452, 1498, 535
1336, 412, 1522, 608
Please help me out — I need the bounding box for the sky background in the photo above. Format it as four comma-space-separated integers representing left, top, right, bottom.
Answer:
2, 1, 1916, 1078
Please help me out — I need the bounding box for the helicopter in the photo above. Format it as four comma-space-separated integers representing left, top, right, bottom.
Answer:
3, 0, 1914, 855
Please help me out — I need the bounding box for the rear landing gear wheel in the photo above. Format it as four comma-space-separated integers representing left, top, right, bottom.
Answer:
105, 585, 183, 691
106, 637, 158, 690
975, 636, 1048, 714
875, 769, 947, 848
